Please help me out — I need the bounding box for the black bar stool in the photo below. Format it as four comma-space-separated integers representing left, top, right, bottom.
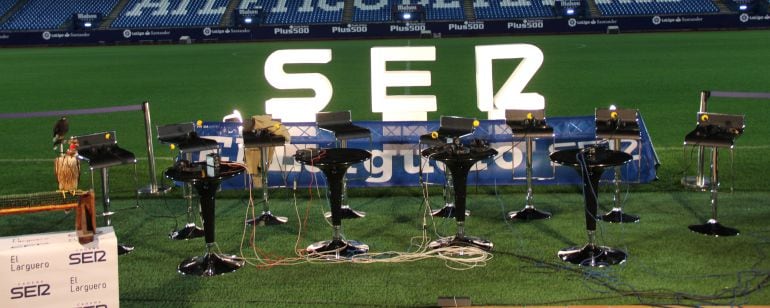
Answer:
422, 141, 497, 251
550, 145, 632, 266
595, 107, 641, 223
316, 111, 371, 219
295, 148, 372, 259
505, 109, 553, 221
684, 112, 745, 236
157, 122, 220, 240
419, 116, 477, 218
242, 116, 288, 225
75, 131, 136, 255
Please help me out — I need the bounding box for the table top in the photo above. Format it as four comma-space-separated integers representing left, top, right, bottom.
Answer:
164, 162, 245, 183
295, 148, 371, 167
549, 147, 631, 168
421, 145, 498, 163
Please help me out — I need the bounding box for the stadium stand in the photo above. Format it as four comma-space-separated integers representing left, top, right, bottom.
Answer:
111, 0, 230, 28
595, 0, 719, 16
351, 0, 394, 23
0, 0, 119, 30
0, 0, 16, 18
474, 0, 556, 19
352, 0, 466, 23
239, 0, 343, 25
424, 1, 466, 21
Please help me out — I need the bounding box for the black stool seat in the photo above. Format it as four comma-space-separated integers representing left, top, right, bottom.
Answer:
684, 126, 740, 148
77, 131, 136, 169
316, 110, 372, 140
78, 147, 136, 169
157, 123, 219, 153
319, 123, 371, 140
420, 116, 477, 143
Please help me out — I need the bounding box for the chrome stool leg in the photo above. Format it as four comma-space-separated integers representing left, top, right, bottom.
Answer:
246, 146, 287, 225
600, 139, 639, 223
508, 137, 551, 221
688, 147, 739, 236
169, 153, 205, 240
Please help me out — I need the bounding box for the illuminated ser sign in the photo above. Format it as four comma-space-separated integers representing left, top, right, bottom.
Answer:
264, 44, 544, 122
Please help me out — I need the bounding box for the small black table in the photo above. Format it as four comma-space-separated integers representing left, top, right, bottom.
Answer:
295, 148, 371, 258
549, 147, 632, 266
165, 162, 245, 276
422, 145, 497, 251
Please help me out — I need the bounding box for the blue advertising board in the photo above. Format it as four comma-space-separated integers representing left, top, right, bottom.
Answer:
187, 116, 658, 190
1, 14, 767, 46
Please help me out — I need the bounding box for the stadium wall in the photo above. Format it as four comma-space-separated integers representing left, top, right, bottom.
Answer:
1, 13, 769, 46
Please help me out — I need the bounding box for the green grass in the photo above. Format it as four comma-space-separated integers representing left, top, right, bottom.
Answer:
5, 190, 770, 306
1, 29, 770, 306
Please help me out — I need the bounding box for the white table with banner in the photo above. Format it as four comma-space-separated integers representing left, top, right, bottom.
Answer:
1, 226, 118, 307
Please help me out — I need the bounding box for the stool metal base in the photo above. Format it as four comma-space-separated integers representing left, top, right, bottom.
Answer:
137, 183, 173, 195
178, 252, 244, 276
681, 176, 711, 191
169, 223, 205, 240
246, 211, 288, 226
306, 239, 369, 259
558, 243, 626, 267
689, 219, 739, 237
428, 235, 493, 252
508, 206, 551, 221
324, 205, 366, 220
118, 243, 134, 255
599, 208, 640, 223
431, 204, 470, 218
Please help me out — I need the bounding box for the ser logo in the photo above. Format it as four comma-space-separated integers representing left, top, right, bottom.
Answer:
10, 284, 51, 299
69, 250, 107, 265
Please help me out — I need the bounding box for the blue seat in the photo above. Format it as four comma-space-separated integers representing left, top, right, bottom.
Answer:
1, 0, 119, 30
596, 0, 718, 16
475, 0, 555, 19
112, 0, 229, 28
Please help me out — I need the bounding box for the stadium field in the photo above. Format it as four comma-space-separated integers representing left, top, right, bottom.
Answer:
1, 29, 770, 306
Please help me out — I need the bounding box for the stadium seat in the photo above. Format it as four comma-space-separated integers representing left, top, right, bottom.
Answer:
0, 0, 16, 18
0, 0, 118, 31
474, 0, 556, 19
111, 0, 230, 29
351, 0, 394, 23
595, 0, 718, 16
239, 0, 342, 25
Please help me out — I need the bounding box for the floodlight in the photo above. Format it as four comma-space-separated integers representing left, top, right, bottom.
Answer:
566, 8, 575, 15
402, 12, 412, 20
84, 22, 92, 28
738, 4, 748, 10
244, 17, 252, 24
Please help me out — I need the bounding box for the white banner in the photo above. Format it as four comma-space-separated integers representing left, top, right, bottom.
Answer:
1, 227, 118, 307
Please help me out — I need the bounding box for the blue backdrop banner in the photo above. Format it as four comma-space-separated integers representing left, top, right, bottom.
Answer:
188, 116, 658, 190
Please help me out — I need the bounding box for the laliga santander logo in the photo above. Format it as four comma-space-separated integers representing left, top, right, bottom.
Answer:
122, 29, 132, 38
264, 44, 546, 122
